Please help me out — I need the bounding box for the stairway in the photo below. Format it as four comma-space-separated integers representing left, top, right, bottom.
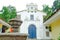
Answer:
27, 38, 37, 40
27, 38, 52, 40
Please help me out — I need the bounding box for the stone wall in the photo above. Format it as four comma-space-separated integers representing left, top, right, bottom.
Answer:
0, 33, 27, 40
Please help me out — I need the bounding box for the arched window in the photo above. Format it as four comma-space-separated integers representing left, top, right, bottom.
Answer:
30, 15, 34, 20
28, 24, 36, 38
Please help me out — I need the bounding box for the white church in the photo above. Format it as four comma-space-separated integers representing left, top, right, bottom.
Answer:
17, 3, 51, 40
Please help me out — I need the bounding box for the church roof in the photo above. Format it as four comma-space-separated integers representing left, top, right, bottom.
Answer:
0, 19, 11, 27
17, 9, 44, 13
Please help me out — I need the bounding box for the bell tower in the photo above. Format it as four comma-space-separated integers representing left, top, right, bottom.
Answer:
26, 3, 38, 12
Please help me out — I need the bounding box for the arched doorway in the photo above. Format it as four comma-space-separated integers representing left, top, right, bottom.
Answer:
28, 24, 36, 38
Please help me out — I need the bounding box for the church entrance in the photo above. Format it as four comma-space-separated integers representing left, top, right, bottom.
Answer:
28, 24, 36, 38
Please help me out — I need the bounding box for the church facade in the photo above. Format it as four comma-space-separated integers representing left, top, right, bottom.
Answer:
17, 3, 51, 40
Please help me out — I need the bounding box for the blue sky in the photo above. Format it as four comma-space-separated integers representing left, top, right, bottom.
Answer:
0, 0, 55, 11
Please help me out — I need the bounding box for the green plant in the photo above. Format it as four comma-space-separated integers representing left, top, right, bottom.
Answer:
0, 5, 17, 22
58, 34, 60, 40
43, 5, 52, 21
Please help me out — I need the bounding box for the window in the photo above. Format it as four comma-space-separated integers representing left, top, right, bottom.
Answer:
31, 11, 33, 13
30, 15, 34, 20
46, 26, 48, 29
49, 26, 52, 32
46, 31, 50, 37
31, 7, 33, 9
45, 26, 52, 32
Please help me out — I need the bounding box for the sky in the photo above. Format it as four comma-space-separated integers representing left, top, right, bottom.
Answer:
0, 0, 55, 11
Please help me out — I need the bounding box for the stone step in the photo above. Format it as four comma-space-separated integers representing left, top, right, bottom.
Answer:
27, 39, 37, 40
26, 39, 52, 40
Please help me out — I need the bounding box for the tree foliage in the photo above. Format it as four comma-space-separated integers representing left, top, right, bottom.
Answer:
0, 5, 17, 22
43, 5, 52, 20
52, 0, 60, 11
43, 5, 52, 15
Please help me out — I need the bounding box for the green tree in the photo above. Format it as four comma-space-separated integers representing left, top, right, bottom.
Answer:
43, 5, 52, 20
52, 0, 60, 11
1, 5, 17, 22
43, 5, 52, 15
8, 5, 17, 19
43, 5, 49, 13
